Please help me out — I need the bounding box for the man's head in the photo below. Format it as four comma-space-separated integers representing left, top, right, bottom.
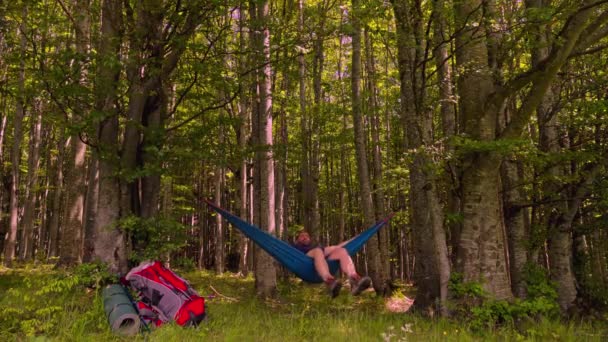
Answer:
295, 231, 311, 245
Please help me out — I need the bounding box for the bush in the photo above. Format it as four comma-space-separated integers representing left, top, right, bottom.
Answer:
448, 267, 560, 332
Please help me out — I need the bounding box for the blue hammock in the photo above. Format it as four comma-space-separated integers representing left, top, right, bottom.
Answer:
206, 200, 393, 283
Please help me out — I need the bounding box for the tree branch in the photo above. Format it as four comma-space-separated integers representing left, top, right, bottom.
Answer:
165, 87, 240, 132
571, 9, 608, 54
498, 1, 597, 139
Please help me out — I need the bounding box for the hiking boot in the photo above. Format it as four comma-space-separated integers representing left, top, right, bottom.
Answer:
326, 279, 342, 298
350, 276, 371, 296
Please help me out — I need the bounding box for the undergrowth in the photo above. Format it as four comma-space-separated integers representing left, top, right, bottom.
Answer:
0, 263, 606, 341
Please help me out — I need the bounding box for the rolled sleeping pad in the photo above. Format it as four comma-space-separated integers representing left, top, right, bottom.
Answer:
102, 284, 141, 336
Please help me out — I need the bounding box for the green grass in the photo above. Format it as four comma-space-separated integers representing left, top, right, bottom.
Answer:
1, 264, 607, 341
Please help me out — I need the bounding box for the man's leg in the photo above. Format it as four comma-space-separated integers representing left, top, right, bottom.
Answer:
306, 248, 332, 281
326, 246, 371, 295
307, 248, 341, 298
325, 246, 357, 278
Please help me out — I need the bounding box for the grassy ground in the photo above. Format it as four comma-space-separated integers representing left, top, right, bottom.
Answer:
1, 264, 606, 341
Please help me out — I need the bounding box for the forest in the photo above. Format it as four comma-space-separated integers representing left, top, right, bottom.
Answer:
1, 0, 608, 339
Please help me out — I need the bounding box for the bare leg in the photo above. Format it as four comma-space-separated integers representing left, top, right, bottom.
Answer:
306, 248, 333, 282
325, 246, 358, 279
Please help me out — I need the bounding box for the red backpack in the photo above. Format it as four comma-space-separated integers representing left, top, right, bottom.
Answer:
125, 261, 206, 327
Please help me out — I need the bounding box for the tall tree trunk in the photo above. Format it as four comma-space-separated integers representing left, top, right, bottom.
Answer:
500, 152, 530, 299
140, 91, 164, 220
20, 108, 42, 260
337, 11, 347, 243
0, 65, 6, 255
452, 0, 513, 300
364, 28, 392, 295
214, 151, 224, 274
91, 0, 127, 273
351, 0, 383, 293
237, 3, 250, 276
82, 157, 98, 262
393, 0, 450, 313
526, 0, 577, 311
432, 0, 460, 265
4, 9, 27, 266
60, 0, 91, 266
309, 1, 324, 240
251, 0, 277, 298
60, 133, 87, 266
298, 0, 312, 234
47, 134, 65, 259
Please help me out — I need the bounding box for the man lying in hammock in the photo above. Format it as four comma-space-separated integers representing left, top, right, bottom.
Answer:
293, 230, 372, 298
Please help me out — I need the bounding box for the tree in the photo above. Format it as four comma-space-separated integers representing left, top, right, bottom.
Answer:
4, 6, 27, 267
60, 0, 91, 266
392, 0, 450, 313
89, 0, 126, 273
250, 0, 277, 298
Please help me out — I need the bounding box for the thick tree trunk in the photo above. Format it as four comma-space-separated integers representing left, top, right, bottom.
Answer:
453, 0, 512, 300
458, 156, 512, 299
393, 0, 450, 312
91, 0, 127, 274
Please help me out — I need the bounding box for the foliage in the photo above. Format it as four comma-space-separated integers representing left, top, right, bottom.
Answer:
522, 263, 558, 302
0, 264, 112, 339
448, 272, 486, 299
121, 215, 190, 264
448, 267, 561, 332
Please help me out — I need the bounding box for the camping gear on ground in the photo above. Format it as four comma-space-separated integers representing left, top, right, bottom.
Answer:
125, 260, 206, 327
102, 284, 141, 336
134, 300, 163, 327
205, 199, 394, 283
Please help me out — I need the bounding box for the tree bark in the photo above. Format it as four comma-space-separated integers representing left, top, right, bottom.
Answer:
432, 0, 461, 265
451, 0, 513, 300
393, 0, 450, 313
237, 3, 251, 276
250, 0, 277, 298
91, 0, 127, 274
214, 158, 224, 274
47, 134, 65, 259
82, 157, 98, 262
60, 0, 90, 266
351, 0, 384, 293
4, 9, 27, 266
500, 155, 530, 299
528, 0, 578, 311
364, 28, 392, 295
20, 108, 42, 260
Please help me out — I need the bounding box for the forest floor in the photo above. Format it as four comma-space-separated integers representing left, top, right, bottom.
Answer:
0, 263, 607, 341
